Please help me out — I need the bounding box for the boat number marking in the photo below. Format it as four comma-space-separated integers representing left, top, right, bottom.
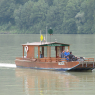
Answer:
58, 62, 65, 65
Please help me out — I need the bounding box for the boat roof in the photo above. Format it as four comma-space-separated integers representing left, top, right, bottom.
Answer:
22, 42, 70, 46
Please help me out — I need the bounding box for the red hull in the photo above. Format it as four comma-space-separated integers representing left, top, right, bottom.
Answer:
15, 58, 95, 71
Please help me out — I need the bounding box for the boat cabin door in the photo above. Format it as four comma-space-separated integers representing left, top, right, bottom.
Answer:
56, 46, 65, 58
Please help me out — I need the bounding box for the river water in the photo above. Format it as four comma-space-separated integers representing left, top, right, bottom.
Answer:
0, 34, 95, 95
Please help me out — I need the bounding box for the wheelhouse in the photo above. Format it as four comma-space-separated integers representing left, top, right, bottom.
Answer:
22, 42, 70, 60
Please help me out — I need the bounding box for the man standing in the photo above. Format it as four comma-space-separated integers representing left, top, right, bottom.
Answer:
64, 49, 70, 58
61, 50, 65, 58
68, 52, 74, 61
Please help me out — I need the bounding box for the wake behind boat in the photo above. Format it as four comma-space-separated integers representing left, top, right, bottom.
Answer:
0, 63, 16, 68
15, 41, 95, 71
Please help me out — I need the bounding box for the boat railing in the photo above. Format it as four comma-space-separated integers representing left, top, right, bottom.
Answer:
16, 57, 31, 60
16, 57, 94, 63
16, 57, 66, 62
38, 58, 66, 62
84, 58, 94, 62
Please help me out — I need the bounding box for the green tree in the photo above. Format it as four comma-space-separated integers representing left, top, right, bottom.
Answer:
0, 0, 95, 34
46, 0, 68, 33
0, 0, 15, 25
15, 0, 29, 5
79, 0, 95, 33
63, 0, 83, 33
44, 0, 54, 6
14, 0, 48, 33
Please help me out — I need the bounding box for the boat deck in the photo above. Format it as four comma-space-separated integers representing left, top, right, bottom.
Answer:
16, 57, 94, 63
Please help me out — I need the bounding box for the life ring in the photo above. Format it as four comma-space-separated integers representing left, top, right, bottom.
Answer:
25, 46, 28, 52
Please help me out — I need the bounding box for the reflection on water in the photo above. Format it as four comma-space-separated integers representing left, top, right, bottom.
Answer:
15, 68, 95, 95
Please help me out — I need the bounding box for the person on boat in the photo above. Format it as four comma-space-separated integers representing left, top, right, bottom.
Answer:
68, 52, 74, 61
61, 50, 65, 58
64, 49, 70, 58
40, 51, 43, 58
66, 56, 69, 61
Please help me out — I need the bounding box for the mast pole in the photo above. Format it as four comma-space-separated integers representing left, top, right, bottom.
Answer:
46, 26, 47, 42
40, 30, 41, 42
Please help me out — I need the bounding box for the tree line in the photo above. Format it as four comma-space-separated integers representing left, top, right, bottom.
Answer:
0, 0, 95, 34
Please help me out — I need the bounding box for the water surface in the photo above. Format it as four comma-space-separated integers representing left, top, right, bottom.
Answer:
0, 34, 95, 95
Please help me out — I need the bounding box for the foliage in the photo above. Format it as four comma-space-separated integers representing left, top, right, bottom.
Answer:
0, 0, 95, 34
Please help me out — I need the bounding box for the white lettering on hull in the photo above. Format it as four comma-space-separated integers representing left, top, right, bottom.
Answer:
58, 62, 65, 65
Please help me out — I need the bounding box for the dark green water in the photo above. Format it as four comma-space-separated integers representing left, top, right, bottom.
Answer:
0, 34, 95, 95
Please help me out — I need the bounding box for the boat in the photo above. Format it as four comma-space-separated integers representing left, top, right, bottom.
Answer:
15, 41, 95, 71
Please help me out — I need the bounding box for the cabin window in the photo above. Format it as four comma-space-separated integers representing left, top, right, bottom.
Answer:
40, 47, 43, 58
34, 47, 38, 58
44, 47, 47, 57
65, 47, 69, 51
51, 47, 56, 57
57, 47, 61, 57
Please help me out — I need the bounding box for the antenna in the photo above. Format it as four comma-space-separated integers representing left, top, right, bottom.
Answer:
46, 26, 47, 42
40, 30, 41, 42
